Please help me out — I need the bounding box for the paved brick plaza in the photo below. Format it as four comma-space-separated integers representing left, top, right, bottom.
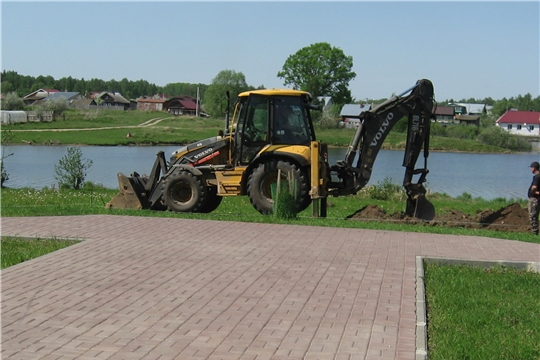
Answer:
2, 215, 539, 359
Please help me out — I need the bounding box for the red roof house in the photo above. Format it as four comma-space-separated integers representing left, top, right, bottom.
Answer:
496, 110, 540, 136
167, 96, 202, 116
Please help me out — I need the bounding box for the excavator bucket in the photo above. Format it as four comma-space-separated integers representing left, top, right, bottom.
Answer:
105, 172, 149, 210
412, 195, 435, 221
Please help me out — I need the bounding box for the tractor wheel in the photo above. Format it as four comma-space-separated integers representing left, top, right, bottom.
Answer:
247, 160, 310, 215
162, 171, 207, 213
200, 186, 223, 213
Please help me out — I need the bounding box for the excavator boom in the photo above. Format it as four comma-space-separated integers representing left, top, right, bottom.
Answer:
329, 79, 436, 219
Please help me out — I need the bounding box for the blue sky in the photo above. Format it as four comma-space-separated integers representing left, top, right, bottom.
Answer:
1, 1, 539, 101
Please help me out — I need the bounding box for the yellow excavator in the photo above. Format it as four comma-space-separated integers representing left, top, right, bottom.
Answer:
106, 79, 436, 220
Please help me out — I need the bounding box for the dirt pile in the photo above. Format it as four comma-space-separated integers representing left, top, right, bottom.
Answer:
347, 202, 531, 233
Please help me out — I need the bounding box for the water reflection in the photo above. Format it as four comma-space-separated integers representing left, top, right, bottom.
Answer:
3, 145, 538, 200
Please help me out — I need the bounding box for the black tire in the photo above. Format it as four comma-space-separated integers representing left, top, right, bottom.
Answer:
200, 186, 223, 213
247, 160, 310, 215
162, 171, 207, 213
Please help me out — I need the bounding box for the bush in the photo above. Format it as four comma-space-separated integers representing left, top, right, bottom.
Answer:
54, 147, 93, 189
361, 177, 405, 201
446, 124, 479, 140
430, 122, 448, 137
316, 104, 341, 130
392, 117, 408, 133
1, 92, 25, 110
1, 161, 8, 187
477, 126, 532, 151
272, 178, 298, 219
35, 97, 68, 117
1, 129, 15, 187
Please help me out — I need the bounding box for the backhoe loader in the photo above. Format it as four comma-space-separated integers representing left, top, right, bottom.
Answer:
106, 79, 436, 220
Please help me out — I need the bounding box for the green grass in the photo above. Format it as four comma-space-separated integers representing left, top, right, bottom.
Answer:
1, 109, 521, 152
1, 237, 80, 269
425, 263, 540, 360
4, 109, 225, 145
1, 185, 537, 244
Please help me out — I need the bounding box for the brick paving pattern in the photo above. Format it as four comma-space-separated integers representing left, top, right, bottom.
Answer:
2, 215, 539, 359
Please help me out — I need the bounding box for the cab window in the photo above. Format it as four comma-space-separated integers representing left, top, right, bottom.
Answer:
272, 96, 310, 145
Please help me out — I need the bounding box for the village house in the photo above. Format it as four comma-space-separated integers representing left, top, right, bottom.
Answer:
137, 98, 167, 112
136, 95, 205, 116
70, 98, 97, 109
447, 102, 488, 115
433, 105, 455, 124
496, 110, 540, 136
446, 102, 491, 126
166, 95, 202, 116
22, 89, 59, 105
33, 92, 82, 106
339, 103, 371, 129
93, 92, 130, 110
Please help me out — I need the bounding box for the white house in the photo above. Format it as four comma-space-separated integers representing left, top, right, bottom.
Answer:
339, 103, 372, 129
495, 110, 540, 136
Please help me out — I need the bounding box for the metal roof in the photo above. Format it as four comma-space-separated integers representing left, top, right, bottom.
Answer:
434, 105, 455, 116
44, 92, 80, 100
340, 104, 371, 117
449, 103, 486, 114
496, 110, 540, 124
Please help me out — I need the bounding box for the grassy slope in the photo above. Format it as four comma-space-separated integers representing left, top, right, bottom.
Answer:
2, 109, 518, 152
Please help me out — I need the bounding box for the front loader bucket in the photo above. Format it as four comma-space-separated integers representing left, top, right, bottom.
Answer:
105, 172, 149, 210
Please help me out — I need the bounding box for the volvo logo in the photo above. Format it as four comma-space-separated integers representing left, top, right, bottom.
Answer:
193, 148, 213, 160
370, 112, 394, 146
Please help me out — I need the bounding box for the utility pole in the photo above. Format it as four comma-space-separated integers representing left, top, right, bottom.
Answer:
196, 87, 200, 117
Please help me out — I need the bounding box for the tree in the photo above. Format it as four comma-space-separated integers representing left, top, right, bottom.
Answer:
203, 70, 251, 118
277, 42, 356, 104
1, 129, 15, 187
36, 97, 68, 117
1, 92, 25, 110
54, 147, 93, 190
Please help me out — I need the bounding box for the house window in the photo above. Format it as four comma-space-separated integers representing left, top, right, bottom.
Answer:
517, 125, 522, 130
530, 125, 535, 131
507, 124, 512, 130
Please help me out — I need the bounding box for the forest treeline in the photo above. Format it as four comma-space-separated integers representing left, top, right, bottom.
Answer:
1, 70, 540, 117
1, 70, 209, 101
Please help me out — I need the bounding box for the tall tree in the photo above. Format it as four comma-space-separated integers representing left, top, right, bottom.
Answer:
203, 70, 251, 118
277, 42, 356, 104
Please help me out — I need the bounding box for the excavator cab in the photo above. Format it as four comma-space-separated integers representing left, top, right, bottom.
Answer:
232, 90, 315, 165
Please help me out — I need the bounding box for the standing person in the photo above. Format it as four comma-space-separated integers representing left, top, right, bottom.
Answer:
528, 161, 540, 235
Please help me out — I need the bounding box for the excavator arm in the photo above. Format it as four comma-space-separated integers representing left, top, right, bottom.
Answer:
329, 79, 436, 219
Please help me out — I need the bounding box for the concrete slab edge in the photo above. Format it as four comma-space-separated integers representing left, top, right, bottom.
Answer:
415, 256, 540, 360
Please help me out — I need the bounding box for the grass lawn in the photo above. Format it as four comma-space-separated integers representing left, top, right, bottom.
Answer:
1, 237, 80, 269
424, 263, 540, 360
2, 108, 517, 152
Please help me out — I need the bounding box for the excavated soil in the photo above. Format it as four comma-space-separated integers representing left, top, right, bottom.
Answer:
347, 202, 531, 233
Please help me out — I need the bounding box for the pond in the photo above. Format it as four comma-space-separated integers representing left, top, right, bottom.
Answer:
3, 145, 539, 201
